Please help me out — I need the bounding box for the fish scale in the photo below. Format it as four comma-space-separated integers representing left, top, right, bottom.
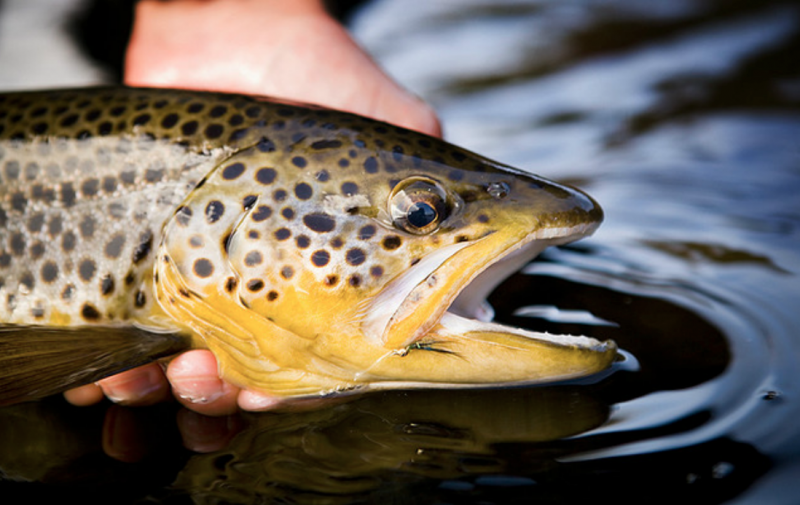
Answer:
0, 87, 616, 404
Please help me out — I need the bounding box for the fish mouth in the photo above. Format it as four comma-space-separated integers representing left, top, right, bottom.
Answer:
362, 217, 610, 352
357, 217, 616, 387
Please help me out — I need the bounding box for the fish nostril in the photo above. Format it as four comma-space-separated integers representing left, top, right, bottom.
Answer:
487, 182, 510, 199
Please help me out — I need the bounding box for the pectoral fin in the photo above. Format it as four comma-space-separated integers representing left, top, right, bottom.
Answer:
0, 325, 190, 406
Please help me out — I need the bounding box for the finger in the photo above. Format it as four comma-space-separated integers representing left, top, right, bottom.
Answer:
97, 363, 172, 406
237, 389, 285, 412
63, 382, 105, 406
166, 350, 240, 416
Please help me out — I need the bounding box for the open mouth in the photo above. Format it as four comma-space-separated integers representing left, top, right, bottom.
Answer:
362, 220, 608, 354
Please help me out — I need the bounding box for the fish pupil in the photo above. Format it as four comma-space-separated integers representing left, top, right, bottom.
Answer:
407, 202, 437, 229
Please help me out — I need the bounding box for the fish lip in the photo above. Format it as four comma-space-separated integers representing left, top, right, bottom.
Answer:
362, 218, 601, 349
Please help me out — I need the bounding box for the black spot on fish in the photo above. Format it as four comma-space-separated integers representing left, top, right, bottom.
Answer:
273, 189, 287, 202
225, 277, 237, 293
222, 162, 246, 180
81, 178, 99, 197
338, 158, 350, 168
30, 241, 45, 260
10, 233, 25, 256
311, 249, 330, 267
145, 168, 164, 183
161, 112, 178, 128
134, 290, 146, 307
316, 170, 330, 182
295, 183, 313, 200
81, 303, 101, 321
364, 156, 378, 174
267, 290, 279, 301
193, 258, 214, 278
132, 231, 153, 264
370, 266, 384, 278
105, 234, 125, 258
40, 261, 58, 283
102, 176, 118, 193
62, 231, 76, 252
242, 194, 258, 210
79, 215, 96, 238
303, 213, 336, 233
209, 105, 227, 118
349, 274, 361, 287
245, 106, 261, 118
252, 205, 272, 222
358, 225, 376, 240
341, 182, 358, 196
228, 114, 244, 127
256, 167, 277, 185
330, 237, 344, 249
20, 272, 35, 290
246, 279, 264, 292
291, 156, 307, 169
296, 235, 310, 249
27, 213, 45, 233
280, 266, 294, 279
311, 140, 342, 150
132, 113, 151, 126
206, 200, 225, 223
281, 207, 295, 220
382, 236, 402, 250
60, 113, 79, 127
205, 124, 224, 139
188, 103, 204, 113
325, 275, 339, 286
101, 275, 115, 295
244, 251, 263, 266
275, 228, 291, 241
181, 120, 198, 136
11, 192, 27, 212
346, 248, 366, 266
79, 259, 96, 282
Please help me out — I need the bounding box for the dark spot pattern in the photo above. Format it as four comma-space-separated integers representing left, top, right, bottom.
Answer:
267, 290, 279, 301
222, 162, 246, 180
280, 266, 294, 279
303, 213, 336, 233
295, 183, 313, 200
245, 251, 263, 266
81, 303, 101, 321
205, 200, 225, 223
252, 205, 272, 222
346, 248, 366, 266
311, 250, 330, 267
101, 275, 115, 295
246, 279, 265, 292
41, 261, 58, 283
256, 167, 276, 185
193, 258, 214, 278
79, 259, 96, 282
382, 236, 402, 250
105, 234, 125, 258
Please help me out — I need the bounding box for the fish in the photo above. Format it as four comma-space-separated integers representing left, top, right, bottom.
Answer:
0, 87, 615, 406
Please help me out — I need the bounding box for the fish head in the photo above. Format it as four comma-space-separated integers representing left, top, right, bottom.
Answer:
157, 109, 614, 395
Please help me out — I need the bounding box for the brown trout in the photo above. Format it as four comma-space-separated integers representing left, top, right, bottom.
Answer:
0, 87, 614, 405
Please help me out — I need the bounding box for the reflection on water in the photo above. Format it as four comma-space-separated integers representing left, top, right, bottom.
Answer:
2, 0, 800, 503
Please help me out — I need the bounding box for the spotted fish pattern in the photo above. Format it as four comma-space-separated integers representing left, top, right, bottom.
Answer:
0, 87, 615, 401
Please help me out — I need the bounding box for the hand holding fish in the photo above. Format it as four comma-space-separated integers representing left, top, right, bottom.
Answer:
66, 0, 442, 415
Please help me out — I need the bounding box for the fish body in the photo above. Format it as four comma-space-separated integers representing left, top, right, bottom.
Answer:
0, 87, 614, 404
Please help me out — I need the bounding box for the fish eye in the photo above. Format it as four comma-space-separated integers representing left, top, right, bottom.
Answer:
389, 177, 450, 235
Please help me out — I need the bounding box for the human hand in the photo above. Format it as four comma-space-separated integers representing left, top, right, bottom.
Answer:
65, 0, 442, 415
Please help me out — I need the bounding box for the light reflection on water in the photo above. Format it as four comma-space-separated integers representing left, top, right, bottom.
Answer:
1, 0, 799, 503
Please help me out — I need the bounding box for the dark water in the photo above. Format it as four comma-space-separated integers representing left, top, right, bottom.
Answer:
2, 0, 799, 503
